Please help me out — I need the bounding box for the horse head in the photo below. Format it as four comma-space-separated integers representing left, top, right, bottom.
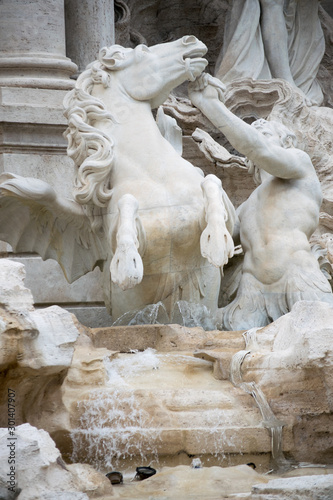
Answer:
63, 36, 208, 223
96, 36, 208, 108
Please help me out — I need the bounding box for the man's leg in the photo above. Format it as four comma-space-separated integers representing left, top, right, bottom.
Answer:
259, 0, 294, 84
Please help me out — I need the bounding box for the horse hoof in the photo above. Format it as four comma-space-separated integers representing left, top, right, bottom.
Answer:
200, 223, 234, 267
110, 245, 143, 290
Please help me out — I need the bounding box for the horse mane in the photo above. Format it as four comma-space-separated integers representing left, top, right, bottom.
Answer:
63, 57, 118, 231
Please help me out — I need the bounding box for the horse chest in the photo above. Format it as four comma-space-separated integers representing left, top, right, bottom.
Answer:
141, 204, 204, 273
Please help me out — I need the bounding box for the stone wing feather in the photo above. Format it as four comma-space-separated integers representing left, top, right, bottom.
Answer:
0, 173, 106, 283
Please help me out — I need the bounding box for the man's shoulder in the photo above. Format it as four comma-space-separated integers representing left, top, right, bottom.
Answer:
282, 146, 308, 160
285, 147, 316, 177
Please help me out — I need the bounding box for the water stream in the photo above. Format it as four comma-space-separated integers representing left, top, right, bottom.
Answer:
71, 349, 162, 471
230, 328, 290, 469
70, 349, 227, 470
71, 389, 161, 470
71, 324, 292, 472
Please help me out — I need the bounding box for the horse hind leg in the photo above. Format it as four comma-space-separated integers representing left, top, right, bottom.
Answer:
110, 194, 145, 290
200, 174, 234, 268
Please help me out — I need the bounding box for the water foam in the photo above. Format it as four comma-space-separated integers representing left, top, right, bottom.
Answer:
71, 350, 162, 470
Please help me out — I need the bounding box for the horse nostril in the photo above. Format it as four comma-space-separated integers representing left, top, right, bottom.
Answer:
182, 35, 197, 45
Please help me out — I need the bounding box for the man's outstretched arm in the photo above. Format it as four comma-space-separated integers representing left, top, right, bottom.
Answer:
188, 74, 312, 179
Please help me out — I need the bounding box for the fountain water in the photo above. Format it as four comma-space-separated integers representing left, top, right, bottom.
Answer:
71, 389, 162, 470
230, 328, 290, 470
71, 349, 163, 470
69, 345, 260, 472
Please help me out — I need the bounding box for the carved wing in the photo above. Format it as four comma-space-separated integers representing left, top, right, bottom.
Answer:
0, 173, 107, 283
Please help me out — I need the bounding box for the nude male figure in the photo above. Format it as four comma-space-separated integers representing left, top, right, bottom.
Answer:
189, 74, 333, 330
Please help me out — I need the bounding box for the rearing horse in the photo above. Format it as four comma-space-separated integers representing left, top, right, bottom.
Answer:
0, 37, 235, 322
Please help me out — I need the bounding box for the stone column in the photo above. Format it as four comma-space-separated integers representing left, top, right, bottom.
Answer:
0, 1, 110, 327
0, 0, 77, 89
65, 0, 115, 74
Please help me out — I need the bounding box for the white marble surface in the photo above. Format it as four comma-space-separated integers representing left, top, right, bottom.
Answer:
0, 38, 236, 323
0, 0, 77, 89
189, 73, 333, 330
215, 0, 324, 105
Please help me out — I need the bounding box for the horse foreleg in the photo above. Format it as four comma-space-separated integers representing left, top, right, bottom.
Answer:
110, 194, 145, 290
200, 174, 234, 267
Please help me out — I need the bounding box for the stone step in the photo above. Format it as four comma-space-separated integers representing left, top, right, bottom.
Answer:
68, 424, 293, 474
90, 323, 245, 352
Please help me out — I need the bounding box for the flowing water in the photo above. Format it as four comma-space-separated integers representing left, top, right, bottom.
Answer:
71, 349, 162, 470
230, 328, 290, 469
71, 325, 291, 472
70, 349, 230, 470
70, 390, 162, 470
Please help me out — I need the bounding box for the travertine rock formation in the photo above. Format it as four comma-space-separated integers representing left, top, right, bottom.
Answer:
0, 260, 332, 498
0, 259, 82, 435
116, 464, 270, 499
0, 423, 113, 499
196, 301, 333, 464
242, 301, 333, 464
252, 474, 333, 500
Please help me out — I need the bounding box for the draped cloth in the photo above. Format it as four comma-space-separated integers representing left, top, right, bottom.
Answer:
215, 0, 325, 105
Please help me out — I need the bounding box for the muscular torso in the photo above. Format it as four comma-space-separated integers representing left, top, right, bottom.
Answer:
238, 173, 322, 284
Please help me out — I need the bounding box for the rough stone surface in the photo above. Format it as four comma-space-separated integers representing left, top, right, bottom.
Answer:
0, 259, 34, 313
0, 259, 83, 436
252, 474, 333, 500
66, 463, 114, 498
116, 464, 269, 499
0, 424, 108, 500
89, 323, 245, 353
0, 260, 80, 374
240, 301, 333, 463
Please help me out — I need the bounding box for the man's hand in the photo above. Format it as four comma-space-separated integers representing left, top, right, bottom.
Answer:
188, 73, 226, 111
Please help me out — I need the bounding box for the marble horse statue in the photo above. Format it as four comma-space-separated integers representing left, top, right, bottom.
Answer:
0, 36, 235, 322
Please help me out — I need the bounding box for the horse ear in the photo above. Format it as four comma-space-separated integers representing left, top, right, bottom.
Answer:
99, 46, 129, 70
